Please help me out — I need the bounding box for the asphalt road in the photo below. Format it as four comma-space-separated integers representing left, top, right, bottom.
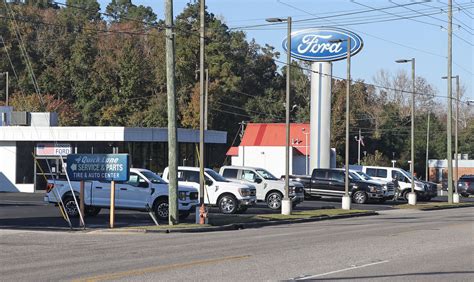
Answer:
0, 206, 472, 281
0, 192, 472, 230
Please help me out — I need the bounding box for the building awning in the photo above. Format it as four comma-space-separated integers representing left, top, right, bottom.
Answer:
226, 146, 239, 156
0, 126, 227, 144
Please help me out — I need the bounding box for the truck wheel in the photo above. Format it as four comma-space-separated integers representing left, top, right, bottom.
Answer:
85, 206, 101, 217
352, 191, 368, 204
218, 195, 238, 214
63, 197, 80, 217
266, 192, 282, 209
154, 199, 169, 220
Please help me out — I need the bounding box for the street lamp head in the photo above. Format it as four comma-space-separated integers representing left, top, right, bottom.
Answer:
395, 59, 411, 63
441, 75, 459, 79
265, 17, 286, 23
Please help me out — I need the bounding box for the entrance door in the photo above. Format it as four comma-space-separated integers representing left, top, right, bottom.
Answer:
34, 158, 66, 191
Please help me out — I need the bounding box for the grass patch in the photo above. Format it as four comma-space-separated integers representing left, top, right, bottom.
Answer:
396, 202, 474, 210
208, 209, 370, 225
114, 209, 373, 231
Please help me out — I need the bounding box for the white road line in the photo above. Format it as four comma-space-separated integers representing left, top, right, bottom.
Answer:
296, 260, 390, 280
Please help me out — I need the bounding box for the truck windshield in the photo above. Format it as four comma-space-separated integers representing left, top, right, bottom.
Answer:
256, 169, 278, 180
206, 169, 228, 182
349, 171, 362, 181
400, 169, 418, 181
355, 171, 371, 180
140, 170, 166, 184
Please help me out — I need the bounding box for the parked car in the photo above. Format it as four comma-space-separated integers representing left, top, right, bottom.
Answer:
457, 175, 474, 197
293, 168, 384, 204
219, 166, 304, 209
350, 170, 395, 202
162, 166, 256, 214
44, 168, 198, 220
360, 166, 437, 201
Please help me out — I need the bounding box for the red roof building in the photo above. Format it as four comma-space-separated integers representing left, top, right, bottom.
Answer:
226, 123, 313, 176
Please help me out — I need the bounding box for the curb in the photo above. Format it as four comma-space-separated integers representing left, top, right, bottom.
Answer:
418, 204, 474, 211
99, 211, 378, 234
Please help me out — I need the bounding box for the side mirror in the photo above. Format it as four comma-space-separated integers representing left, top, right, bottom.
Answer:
138, 181, 149, 188
205, 179, 213, 186
255, 178, 263, 184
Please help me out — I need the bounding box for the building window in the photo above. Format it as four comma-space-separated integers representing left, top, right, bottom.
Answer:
16, 142, 34, 184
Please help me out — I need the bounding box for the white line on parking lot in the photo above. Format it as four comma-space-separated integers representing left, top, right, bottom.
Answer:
295, 260, 390, 280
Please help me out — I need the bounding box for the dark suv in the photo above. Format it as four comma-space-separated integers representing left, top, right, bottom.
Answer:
458, 175, 474, 197
307, 168, 384, 204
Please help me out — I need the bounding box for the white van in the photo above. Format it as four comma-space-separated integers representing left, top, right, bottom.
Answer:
360, 166, 436, 201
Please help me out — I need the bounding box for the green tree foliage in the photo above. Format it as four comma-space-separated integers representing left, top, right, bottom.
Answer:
0, 0, 471, 175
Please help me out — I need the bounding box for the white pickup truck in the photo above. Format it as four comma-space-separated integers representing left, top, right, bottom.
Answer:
44, 168, 199, 220
219, 166, 305, 209
162, 166, 257, 214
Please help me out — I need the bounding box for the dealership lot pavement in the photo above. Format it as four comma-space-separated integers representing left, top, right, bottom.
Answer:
1, 192, 472, 230
0, 206, 472, 281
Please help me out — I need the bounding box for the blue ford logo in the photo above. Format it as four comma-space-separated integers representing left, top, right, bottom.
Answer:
283, 28, 363, 62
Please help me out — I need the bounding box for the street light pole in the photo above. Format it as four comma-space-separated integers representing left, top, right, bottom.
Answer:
443, 75, 460, 203
343, 37, 351, 210
396, 58, 417, 205
266, 16, 292, 215
425, 111, 430, 182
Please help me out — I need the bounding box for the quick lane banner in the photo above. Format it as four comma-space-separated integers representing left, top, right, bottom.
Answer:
66, 154, 130, 181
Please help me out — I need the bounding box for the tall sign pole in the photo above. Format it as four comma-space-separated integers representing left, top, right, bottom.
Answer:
198, 0, 207, 224
446, 0, 454, 204
165, 0, 179, 224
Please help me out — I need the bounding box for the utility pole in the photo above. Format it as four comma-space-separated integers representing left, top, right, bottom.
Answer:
446, 0, 454, 204
198, 0, 207, 224
204, 68, 209, 130
165, 0, 179, 225
425, 111, 430, 181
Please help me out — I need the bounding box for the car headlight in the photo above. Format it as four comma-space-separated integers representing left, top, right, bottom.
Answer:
239, 188, 252, 197
178, 191, 187, 201
289, 186, 296, 194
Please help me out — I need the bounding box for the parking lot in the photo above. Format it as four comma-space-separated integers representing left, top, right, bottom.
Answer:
1, 192, 471, 231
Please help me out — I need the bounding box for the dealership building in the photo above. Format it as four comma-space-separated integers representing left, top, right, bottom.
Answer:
0, 107, 227, 193
227, 123, 336, 178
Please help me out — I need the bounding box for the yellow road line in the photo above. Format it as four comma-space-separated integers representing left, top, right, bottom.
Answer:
73, 255, 250, 282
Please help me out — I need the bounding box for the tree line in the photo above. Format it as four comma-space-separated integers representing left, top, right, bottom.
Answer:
0, 0, 472, 178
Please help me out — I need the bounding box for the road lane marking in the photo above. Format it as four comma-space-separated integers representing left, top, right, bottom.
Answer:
73, 255, 250, 282
295, 260, 390, 280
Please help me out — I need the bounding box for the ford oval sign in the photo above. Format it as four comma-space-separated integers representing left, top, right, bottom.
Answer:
282, 28, 363, 62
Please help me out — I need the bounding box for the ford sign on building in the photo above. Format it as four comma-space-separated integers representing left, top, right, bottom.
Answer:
283, 28, 363, 62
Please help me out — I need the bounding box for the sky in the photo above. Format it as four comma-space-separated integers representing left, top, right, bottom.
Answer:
98, 0, 474, 102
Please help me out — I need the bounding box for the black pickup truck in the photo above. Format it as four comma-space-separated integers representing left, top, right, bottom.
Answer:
287, 168, 385, 204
